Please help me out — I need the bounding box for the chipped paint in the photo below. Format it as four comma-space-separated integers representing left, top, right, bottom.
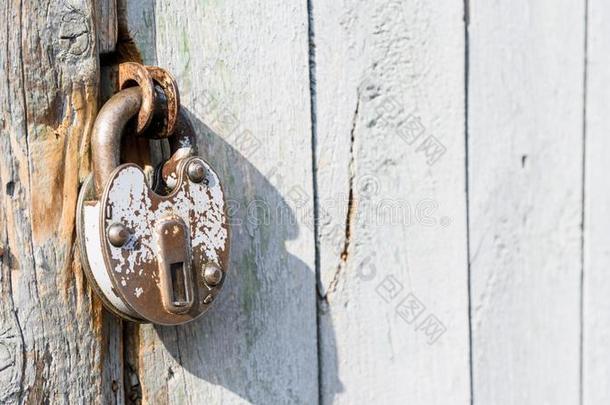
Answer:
82, 193, 139, 319
87, 156, 229, 325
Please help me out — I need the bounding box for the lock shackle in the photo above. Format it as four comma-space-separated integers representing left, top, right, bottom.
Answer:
91, 86, 197, 198
92, 87, 142, 198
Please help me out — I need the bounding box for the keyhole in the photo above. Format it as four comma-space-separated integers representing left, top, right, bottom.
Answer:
170, 262, 188, 306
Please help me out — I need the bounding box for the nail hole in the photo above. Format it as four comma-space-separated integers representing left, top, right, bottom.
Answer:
5, 181, 14, 196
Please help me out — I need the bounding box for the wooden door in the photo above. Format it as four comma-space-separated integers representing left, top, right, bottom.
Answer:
0, 1, 607, 404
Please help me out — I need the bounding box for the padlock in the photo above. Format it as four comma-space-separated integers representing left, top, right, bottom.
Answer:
76, 82, 229, 325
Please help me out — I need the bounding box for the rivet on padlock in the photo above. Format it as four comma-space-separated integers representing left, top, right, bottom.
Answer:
76, 64, 229, 325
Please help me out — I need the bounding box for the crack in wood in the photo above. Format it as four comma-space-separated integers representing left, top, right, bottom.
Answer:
326, 93, 360, 297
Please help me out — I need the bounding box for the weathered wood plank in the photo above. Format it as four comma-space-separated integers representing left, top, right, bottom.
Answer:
313, 1, 470, 403
583, 1, 610, 403
0, 0, 121, 403
123, 1, 319, 403
96, 0, 118, 54
468, 1, 585, 403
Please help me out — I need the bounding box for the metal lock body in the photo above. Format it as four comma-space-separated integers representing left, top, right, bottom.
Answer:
77, 67, 229, 325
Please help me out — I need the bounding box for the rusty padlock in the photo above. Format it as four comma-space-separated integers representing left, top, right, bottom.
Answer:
76, 68, 229, 325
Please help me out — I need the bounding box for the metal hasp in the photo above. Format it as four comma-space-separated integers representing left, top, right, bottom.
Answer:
76, 63, 230, 325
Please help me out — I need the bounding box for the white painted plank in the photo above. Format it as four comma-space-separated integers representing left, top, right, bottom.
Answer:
125, 1, 319, 403
583, 1, 610, 403
468, 1, 585, 404
313, 1, 470, 404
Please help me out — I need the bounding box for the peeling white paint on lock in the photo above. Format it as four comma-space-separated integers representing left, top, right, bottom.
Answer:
106, 167, 156, 277
166, 172, 178, 188
102, 160, 228, 305
83, 202, 139, 318
156, 162, 227, 263
76, 157, 229, 325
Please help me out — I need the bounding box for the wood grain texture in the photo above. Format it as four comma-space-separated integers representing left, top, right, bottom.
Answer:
96, 0, 118, 54
123, 1, 318, 403
0, 0, 121, 403
583, 0, 610, 403
0, 1, 599, 403
312, 1, 470, 404
468, 1, 585, 404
